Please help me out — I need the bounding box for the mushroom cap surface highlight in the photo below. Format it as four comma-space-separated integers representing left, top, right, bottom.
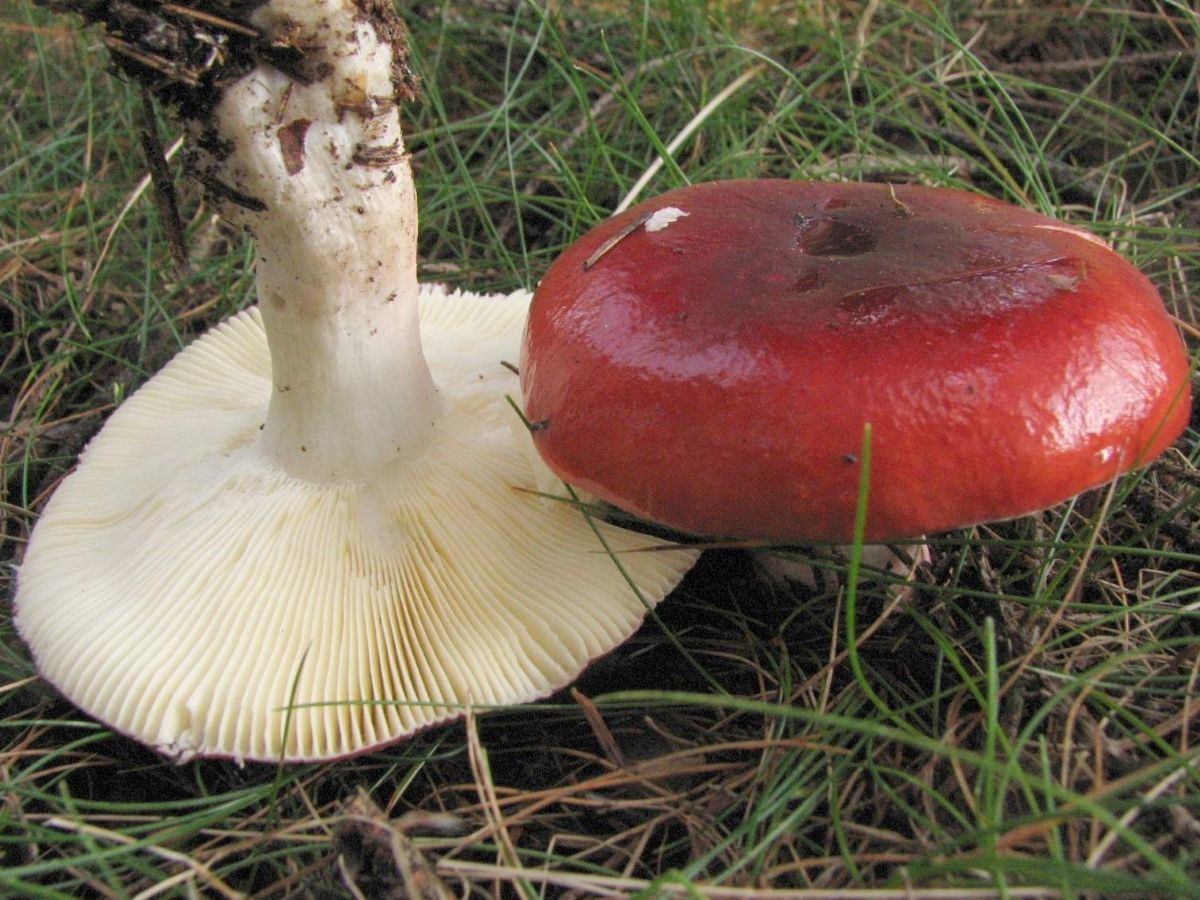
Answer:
521, 180, 1192, 542
16, 288, 697, 763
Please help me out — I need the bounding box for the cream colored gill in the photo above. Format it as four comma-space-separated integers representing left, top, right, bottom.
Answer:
16, 289, 697, 762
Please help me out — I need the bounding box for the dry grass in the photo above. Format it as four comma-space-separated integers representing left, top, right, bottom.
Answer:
2, 0, 1199, 896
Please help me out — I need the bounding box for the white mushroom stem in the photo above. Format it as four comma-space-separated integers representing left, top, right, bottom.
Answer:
214, 0, 435, 482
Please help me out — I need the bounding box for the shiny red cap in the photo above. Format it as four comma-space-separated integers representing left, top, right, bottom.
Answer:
521, 180, 1192, 541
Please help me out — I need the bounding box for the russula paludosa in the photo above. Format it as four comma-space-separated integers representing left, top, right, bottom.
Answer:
15, 0, 696, 763
521, 180, 1192, 542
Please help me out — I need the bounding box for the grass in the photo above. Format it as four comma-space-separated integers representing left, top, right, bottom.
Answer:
2, 0, 1199, 896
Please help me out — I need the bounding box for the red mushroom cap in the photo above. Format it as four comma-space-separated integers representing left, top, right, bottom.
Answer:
520, 180, 1192, 542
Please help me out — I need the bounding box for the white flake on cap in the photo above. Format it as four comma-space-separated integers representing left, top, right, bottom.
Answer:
644, 207, 690, 232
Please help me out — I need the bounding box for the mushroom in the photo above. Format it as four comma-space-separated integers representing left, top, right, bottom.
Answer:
14, 0, 697, 763
521, 180, 1192, 542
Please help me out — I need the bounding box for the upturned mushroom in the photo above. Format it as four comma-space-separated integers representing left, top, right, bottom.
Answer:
15, 0, 696, 763
521, 180, 1192, 542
